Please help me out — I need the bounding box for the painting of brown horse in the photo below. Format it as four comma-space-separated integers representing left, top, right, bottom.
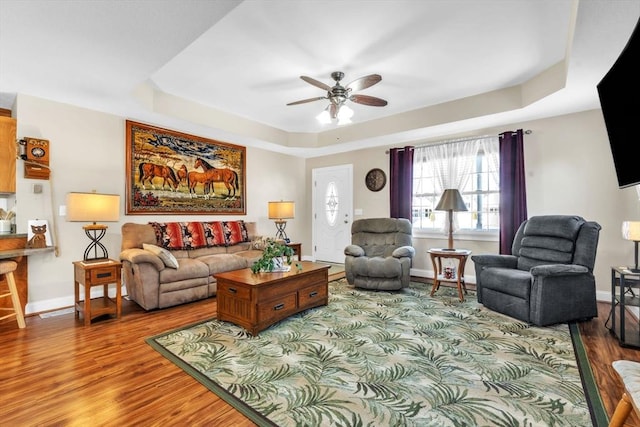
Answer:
126, 120, 246, 214
187, 170, 213, 198
194, 157, 239, 198
176, 164, 188, 188
138, 162, 179, 190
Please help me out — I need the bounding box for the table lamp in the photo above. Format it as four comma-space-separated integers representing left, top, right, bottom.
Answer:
435, 189, 467, 250
622, 221, 640, 273
268, 201, 295, 242
66, 192, 120, 261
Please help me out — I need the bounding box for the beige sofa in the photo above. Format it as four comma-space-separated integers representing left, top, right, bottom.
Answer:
119, 221, 264, 310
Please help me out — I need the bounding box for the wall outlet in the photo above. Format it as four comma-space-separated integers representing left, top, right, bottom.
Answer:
32, 183, 43, 194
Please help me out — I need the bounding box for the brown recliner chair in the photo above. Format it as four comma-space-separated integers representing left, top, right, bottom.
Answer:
344, 218, 415, 290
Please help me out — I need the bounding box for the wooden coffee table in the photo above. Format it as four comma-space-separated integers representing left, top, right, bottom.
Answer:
215, 261, 330, 335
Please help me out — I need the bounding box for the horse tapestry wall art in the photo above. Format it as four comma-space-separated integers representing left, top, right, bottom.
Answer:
125, 120, 246, 215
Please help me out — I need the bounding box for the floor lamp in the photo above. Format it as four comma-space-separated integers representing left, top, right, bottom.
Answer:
435, 189, 468, 251
66, 192, 120, 261
268, 201, 295, 242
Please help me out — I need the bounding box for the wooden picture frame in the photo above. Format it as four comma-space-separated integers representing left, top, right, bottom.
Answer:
125, 120, 246, 215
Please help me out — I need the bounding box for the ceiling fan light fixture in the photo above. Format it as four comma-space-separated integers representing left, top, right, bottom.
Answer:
337, 104, 353, 120
291, 71, 386, 125
316, 106, 332, 124
336, 103, 353, 125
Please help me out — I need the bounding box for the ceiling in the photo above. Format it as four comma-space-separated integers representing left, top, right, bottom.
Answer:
1, 0, 638, 157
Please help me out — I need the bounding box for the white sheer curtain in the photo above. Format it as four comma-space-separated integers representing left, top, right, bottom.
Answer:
414, 136, 498, 233
479, 137, 500, 191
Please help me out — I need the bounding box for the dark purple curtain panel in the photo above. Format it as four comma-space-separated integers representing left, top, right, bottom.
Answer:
499, 130, 527, 254
389, 146, 414, 220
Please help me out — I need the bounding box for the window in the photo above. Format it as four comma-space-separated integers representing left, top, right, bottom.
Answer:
324, 181, 339, 226
412, 136, 499, 233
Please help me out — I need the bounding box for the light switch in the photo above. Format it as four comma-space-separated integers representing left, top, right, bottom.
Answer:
59, 205, 66, 216
32, 183, 43, 194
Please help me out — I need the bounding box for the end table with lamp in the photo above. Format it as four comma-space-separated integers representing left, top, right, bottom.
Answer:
66, 191, 122, 326
429, 248, 471, 301
268, 200, 295, 242
610, 221, 640, 348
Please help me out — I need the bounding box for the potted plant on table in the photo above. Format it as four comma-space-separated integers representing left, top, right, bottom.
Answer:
251, 239, 295, 273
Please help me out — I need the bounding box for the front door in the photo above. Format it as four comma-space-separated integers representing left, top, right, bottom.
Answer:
312, 164, 353, 263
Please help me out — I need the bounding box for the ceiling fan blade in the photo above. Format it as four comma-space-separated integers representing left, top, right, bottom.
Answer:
350, 94, 388, 107
286, 96, 326, 106
346, 74, 382, 92
300, 76, 331, 91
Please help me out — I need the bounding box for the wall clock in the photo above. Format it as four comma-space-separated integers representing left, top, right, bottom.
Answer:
365, 168, 386, 192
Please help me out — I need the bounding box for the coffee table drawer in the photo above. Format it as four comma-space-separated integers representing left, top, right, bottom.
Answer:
299, 284, 327, 308
258, 293, 297, 323
218, 282, 251, 300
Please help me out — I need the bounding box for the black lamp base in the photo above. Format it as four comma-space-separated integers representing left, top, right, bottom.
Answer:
274, 220, 288, 242
83, 224, 109, 261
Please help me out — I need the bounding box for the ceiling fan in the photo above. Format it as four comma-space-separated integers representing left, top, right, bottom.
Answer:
287, 71, 388, 120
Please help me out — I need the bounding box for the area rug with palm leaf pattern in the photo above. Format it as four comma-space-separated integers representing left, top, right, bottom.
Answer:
147, 278, 606, 427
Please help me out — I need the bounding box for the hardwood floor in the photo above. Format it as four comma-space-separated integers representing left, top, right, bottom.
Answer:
1, 282, 639, 426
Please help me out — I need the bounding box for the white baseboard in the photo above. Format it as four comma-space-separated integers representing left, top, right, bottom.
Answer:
26, 285, 127, 316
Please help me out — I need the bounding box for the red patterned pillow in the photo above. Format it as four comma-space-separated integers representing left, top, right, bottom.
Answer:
183, 222, 207, 249
150, 221, 248, 249
149, 222, 186, 250
203, 221, 227, 247
223, 221, 250, 246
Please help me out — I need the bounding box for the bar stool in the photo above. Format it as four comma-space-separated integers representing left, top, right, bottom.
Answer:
0, 260, 26, 328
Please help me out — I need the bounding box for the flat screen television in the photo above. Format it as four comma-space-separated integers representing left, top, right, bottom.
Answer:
597, 16, 640, 188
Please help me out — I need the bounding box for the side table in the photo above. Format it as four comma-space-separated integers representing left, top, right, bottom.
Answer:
286, 242, 302, 261
428, 248, 471, 301
610, 266, 640, 348
73, 259, 122, 326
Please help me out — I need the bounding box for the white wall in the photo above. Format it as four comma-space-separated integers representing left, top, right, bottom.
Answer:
10, 93, 640, 312
13, 94, 305, 313
306, 109, 640, 300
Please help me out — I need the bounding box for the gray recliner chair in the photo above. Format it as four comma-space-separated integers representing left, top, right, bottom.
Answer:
471, 215, 601, 326
344, 218, 415, 290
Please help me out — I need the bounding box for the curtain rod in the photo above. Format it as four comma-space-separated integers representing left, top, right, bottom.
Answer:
385, 130, 532, 153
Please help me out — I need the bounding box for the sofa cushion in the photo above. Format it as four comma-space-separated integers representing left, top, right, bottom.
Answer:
121, 223, 158, 250
479, 267, 532, 299
197, 253, 249, 275
233, 249, 264, 266
223, 221, 250, 245
142, 243, 179, 269
158, 258, 210, 282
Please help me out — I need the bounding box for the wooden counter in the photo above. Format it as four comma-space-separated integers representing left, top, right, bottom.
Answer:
0, 234, 54, 315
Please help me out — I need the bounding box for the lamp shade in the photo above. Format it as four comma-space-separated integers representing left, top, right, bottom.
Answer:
66, 192, 120, 223
435, 189, 468, 212
622, 221, 640, 241
268, 201, 295, 220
